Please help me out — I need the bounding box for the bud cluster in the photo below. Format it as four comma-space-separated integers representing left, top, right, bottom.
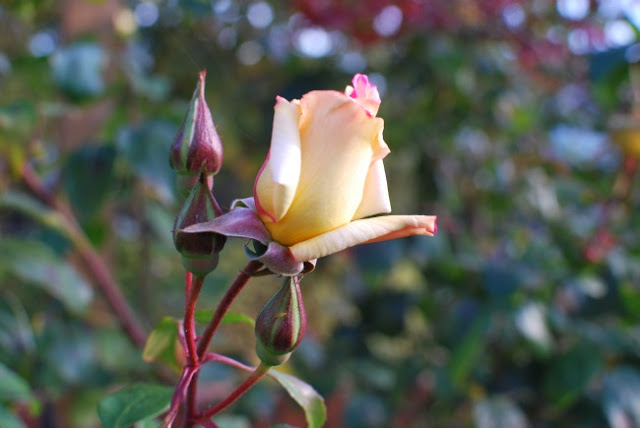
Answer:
170, 71, 228, 277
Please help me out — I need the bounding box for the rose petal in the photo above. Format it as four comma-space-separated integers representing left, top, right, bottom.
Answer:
352, 159, 391, 220
254, 97, 302, 222
345, 73, 381, 116
263, 90, 387, 246
289, 215, 437, 262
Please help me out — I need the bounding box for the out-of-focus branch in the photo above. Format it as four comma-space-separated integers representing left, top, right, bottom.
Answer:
20, 163, 147, 347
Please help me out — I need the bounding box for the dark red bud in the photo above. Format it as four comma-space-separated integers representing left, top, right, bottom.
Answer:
170, 70, 223, 181
173, 172, 226, 276
255, 276, 307, 366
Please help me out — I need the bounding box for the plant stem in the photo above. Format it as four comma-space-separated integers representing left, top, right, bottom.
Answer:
20, 163, 147, 346
195, 363, 270, 422
185, 275, 205, 366
196, 260, 263, 359
182, 274, 205, 428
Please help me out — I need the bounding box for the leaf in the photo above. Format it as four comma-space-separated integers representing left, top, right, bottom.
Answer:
0, 405, 27, 428
195, 310, 255, 327
0, 362, 32, 402
116, 121, 177, 203
0, 239, 93, 315
268, 370, 326, 428
142, 317, 183, 372
63, 145, 116, 224
0, 191, 69, 238
97, 383, 173, 428
543, 343, 602, 409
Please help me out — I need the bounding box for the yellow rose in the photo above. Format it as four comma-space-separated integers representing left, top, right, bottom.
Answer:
253, 74, 437, 262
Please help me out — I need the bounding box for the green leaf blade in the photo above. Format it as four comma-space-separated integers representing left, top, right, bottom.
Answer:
97, 383, 172, 428
268, 370, 326, 428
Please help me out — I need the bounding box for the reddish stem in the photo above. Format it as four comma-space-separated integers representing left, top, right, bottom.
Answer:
185, 275, 205, 366
203, 353, 254, 372
195, 364, 270, 422
196, 260, 263, 359
185, 271, 193, 307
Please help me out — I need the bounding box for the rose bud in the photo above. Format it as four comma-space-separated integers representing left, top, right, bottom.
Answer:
169, 70, 223, 195
173, 172, 226, 276
255, 276, 306, 366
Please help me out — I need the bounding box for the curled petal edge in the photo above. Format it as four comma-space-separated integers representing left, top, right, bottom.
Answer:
289, 215, 437, 262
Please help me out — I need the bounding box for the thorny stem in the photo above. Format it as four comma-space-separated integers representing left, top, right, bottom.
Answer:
196, 260, 264, 359
195, 363, 270, 422
20, 163, 147, 346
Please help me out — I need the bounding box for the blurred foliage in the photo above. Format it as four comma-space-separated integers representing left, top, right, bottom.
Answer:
2, 0, 640, 427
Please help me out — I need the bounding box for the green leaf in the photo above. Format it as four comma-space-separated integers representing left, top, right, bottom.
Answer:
543, 343, 602, 409
142, 317, 183, 372
97, 383, 172, 428
0, 239, 93, 315
63, 145, 116, 224
268, 370, 326, 428
195, 310, 255, 327
0, 362, 32, 402
0, 405, 27, 428
0, 191, 69, 238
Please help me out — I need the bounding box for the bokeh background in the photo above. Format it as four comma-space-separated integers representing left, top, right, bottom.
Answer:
2, 0, 640, 426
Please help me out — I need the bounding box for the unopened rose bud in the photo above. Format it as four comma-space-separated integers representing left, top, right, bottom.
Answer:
170, 70, 223, 194
255, 276, 306, 366
173, 172, 226, 276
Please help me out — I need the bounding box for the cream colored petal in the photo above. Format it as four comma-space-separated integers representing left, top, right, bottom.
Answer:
353, 159, 391, 220
289, 215, 437, 262
264, 90, 388, 246
254, 97, 302, 222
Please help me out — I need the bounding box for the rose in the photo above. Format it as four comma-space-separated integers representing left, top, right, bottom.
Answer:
252, 74, 436, 262
184, 74, 437, 274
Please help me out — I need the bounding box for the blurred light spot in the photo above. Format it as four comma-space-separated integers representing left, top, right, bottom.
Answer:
598, 0, 624, 19
267, 25, 291, 60
567, 28, 590, 54
0, 52, 11, 75
247, 1, 273, 29
373, 5, 403, 37
368, 73, 386, 98
339, 51, 367, 72
555, 83, 587, 115
214, 0, 232, 14
29, 31, 56, 57
515, 302, 551, 350
294, 27, 332, 58
113, 8, 137, 37
237, 40, 263, 65
503, 3, 525, 28
214, 0, 240, 22
556, 0, 589, 20
625, 1, 640, 29
135, 1, 159, 27
605, 19, 636, 47
549, 125, 609, 167
217, 27, 237, 50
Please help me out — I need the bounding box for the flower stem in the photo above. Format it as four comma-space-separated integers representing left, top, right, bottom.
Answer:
195, 363, 270, 422
196, 260, 263, 359
185, 275, 205, 366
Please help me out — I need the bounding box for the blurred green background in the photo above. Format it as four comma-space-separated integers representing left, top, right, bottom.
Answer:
2, 0, 640, 426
